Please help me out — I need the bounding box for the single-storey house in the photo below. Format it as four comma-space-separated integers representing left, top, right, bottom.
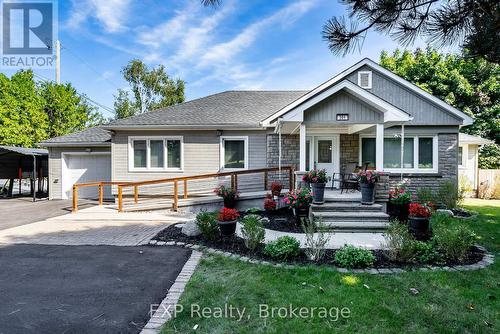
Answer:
40, 58, 474, 202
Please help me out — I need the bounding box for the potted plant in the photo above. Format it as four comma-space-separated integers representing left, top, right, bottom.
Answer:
217, 207, 240, 236
283, 188, 313, 218
408, 202, 432, 240
389, 185, 411, 222
303, 169, 330, 204
214, 185, 239, 208
356, 170, 382, 205
270, 182, 282, 199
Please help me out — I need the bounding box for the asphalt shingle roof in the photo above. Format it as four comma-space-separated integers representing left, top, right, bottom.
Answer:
0, 146, 48, 156
106, 90, 307, 128
40, 127, 112, 145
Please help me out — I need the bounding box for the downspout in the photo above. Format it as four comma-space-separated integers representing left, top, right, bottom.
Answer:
278, 119, 282, 181
400, 124, 405, 181
32, 155, 36, 202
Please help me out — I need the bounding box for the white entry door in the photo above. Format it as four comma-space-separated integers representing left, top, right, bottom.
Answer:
63, 154, 111, 199
314, 136, 340, 187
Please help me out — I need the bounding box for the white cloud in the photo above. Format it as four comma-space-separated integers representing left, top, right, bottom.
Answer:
67, 0, 131, 33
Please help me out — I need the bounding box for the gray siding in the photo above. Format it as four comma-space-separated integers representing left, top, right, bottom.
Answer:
48, 146, 111, 200
304, 91, 383, 124
112, 130, 268, 195
346, 65, 463, 125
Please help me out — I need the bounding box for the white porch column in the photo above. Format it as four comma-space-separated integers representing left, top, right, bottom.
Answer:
376, 123, 384, 170
299, 123, 306, 171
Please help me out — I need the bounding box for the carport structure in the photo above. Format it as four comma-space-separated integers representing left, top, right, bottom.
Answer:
0, 146, 48, 201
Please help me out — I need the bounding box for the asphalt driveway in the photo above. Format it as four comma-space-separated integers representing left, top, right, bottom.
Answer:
0, 197, 97, 231
0, 244, 191, 333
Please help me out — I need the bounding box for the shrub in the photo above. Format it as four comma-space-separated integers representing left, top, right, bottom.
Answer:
264, 236, 300, 260
196, 210, 218, 240
432, 224, 476, 262
240, 214, 265, 252
411, 241, 442, 264
246, 207, 261, 214
217, 207, 239, 222
301, 218, 330, 262
334, 245, 375, 268
438, 180, 459, 209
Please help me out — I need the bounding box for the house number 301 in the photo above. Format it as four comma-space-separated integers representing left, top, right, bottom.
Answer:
336, 114, 349, 121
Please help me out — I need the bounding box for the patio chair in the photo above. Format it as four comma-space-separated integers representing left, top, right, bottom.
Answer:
331, 163, 364, 193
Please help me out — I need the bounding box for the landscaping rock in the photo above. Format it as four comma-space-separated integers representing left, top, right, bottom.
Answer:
181, 219, 201, 237
436, 209, 454, 217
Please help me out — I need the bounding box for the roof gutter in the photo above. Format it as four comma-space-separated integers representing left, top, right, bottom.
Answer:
38, 142, 112, 148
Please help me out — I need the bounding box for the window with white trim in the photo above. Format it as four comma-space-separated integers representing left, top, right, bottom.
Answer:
357, 71, 372, 89
129, 137, 183, 171
360, 136, 438, 172
458, 145, 467, 168
220, 136, 248, 170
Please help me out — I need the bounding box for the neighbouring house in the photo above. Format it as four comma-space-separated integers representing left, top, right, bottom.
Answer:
458, 133, 494, 195
40, 58, 473, 203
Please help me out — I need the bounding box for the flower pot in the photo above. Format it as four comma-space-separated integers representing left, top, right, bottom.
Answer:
360, 182, 375, 205
217, 219, 237, 236
292, 206, 309, 219
393, 202, 410, 223
311, 182, 326, 204
223, 197, 237, 209
408, 216, 430, 240
272, 190, 281, 198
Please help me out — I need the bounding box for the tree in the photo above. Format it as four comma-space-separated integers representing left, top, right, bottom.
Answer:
114, 59, 185, 119
202, 1, 499, 63
0, 70, 105, 147
322, 0, 499, 63
379, 48, 499, 168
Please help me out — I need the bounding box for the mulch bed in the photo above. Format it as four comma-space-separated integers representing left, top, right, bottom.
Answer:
240, 207, 306, 233
451, 208, 474, 218
153, 224, 484, 269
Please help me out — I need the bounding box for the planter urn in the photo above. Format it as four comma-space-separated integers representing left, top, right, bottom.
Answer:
393, 203, 410, 223
292, 206, 309, 219
311, 182, 326, 204
217, 219, 237, 236
408, 216, 430, 240
359, 182, 375, 205
223, 197, 237, 209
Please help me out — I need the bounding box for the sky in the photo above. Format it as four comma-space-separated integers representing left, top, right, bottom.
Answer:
2, 0, 433, 118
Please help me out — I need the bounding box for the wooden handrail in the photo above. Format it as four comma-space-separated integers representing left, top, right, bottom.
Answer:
117, 166, 294, 212
72, 181, 132, 213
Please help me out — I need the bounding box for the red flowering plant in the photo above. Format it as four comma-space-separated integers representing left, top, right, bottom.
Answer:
408, 202, 432, 218
283, 188, 313, 209
270, 182, 283, 196
356, 170, 382, 184
264, 195, 277, 211
302, 168, 330, 184
389, 185, 411, 204
217, 207, 240, 222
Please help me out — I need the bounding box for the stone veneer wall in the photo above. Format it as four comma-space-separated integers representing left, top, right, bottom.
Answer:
266, 134, 300, 188
339, 134, 359, 171
388, 133, 459, 193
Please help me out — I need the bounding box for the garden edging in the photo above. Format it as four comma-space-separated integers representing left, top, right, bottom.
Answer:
148, 240, 494, 275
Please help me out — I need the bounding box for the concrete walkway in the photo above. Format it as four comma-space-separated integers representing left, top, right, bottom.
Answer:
0, 205, 194, 246
236, 224, 387, 250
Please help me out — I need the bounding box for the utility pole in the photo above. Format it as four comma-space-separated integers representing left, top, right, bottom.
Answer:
55, 40, 61, 84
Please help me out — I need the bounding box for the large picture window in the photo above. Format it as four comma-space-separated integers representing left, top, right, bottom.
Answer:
221, 136, 248, 170
129, 137, 183, 171
360, 135, 437, 172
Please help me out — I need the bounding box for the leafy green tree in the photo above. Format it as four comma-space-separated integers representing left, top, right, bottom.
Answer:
0, 71, 47, 147
114, 59, 185, 119
0, 70, 105, 147
379, 48, 499, 168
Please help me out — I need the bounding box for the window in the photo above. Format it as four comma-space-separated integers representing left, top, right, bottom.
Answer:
221, 137, 248, 170
317, 140, 332, 163
458, 145, 467, 168
360, 135, 437, 172
357, 71, 372, 89
129, 137, 183, 171
306, 139, 311, 171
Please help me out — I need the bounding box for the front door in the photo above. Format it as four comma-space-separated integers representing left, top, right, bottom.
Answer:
314, 136, 339, 187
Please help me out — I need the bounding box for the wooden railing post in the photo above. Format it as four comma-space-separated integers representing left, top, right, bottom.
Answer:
173, 181, 178, 211
183, 179, 188, 199
134, 185, 138, 204
264, 171, 268, 191
98, 184, 103, 205
72, 185, 78, 213
289, 167, 294, 191
233, 174, 238, 192
118, 186, 123, 212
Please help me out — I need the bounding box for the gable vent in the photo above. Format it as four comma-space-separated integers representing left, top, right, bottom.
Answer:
357, 71, 372, 89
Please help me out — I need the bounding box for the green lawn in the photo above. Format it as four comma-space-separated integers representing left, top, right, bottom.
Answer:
163, 199, 499, 334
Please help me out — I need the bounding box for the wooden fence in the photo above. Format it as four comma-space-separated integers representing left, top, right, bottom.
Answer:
478, 169, 500, 199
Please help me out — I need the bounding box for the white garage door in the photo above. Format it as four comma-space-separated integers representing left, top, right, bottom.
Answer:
63, 154, 112, 199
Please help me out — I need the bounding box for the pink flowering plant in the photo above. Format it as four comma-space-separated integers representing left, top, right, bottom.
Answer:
356, 170, 382, 184
213, 185, 239, 201
283, 188, 313, 209
302, 168, 330, 184
389, 184, 411, 204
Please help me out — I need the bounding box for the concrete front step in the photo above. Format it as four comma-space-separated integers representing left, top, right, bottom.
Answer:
311, 202, 383, 212
322, 220, 390, 232
313, 211, 389, 220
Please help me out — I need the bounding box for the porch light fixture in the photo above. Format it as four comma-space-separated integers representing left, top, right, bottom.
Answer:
216, 130, 223, 136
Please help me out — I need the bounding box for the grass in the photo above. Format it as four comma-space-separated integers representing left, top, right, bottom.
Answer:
162, 199, 499, 333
